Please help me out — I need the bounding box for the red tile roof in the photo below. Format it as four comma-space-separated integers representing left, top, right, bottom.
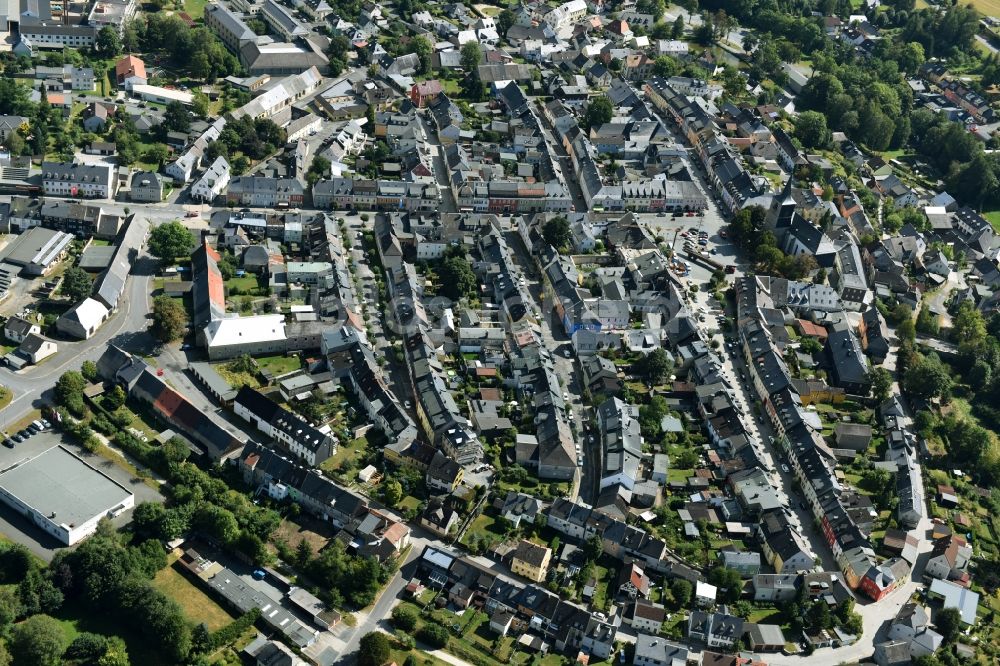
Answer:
115, 55, 146, 81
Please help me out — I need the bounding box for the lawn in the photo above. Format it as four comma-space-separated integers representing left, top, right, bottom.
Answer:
969, 0, 1000, 17
224, 275, 261, 294
319, 435, 370, 474
255, 354, 302, 376
214, 361, 262, 390
391, 648, 454, 666
182, 0, 208, 18
0, 387, 12, 411
399, 495, 421, 513
459, 510, 506, 547
153, 555, 237, 631
55, 599, 169, 666
983, 210, 1000, 234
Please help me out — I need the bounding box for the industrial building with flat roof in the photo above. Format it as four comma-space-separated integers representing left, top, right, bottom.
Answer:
0, 445, 134, 545
1, 226, 74, 275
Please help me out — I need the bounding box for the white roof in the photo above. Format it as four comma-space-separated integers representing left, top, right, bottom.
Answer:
69, 298, 110, 328
422, 546, 455, 571
131, 84, 195, 104
203, 314, 286, 348
928, 579, 979, 625
695, 580, 718, 600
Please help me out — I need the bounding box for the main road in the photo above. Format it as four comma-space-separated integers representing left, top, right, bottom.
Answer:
0, 255, 155, 432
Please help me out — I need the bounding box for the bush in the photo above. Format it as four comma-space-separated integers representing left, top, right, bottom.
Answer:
391, 605, 418, 632
417, 623, 449, 649
209, 608, 260, 649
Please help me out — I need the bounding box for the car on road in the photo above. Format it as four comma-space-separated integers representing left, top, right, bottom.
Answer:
404, 400, 412, 409
781, 464, 790, 474
181, 343, 192, 350
185, 211, 198, 218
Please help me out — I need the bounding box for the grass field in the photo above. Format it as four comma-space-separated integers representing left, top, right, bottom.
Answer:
224, 275, 261, 293
319, 435, 369, 474
969, 0, 1000, 17
153, 556, 236, 631
255, 354, 302, 376
182, 0, 208, 17
983, 210, 1000, 233
55, 600, 167, 666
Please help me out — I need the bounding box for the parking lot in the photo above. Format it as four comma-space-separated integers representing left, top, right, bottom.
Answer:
0, 428, 163, 560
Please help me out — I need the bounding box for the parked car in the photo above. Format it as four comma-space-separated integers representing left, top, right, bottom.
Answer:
3, 439, 13, 449
781, 464, 791, 474
251, 569, 266, 581
12, 434, 23, 443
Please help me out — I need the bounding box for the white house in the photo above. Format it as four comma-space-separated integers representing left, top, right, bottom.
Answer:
4, 316, 40, 344
191, 156, 231, 202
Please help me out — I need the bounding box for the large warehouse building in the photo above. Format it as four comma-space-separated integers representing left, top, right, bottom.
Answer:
0, 445, 134, 545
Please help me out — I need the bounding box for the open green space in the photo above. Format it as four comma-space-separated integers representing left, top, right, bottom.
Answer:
152, 556, 237, 631
55, 599, 168, 666
182, 0, 208, 18
983, 210, 1000, 233
320, 435, 370, 474
255, 354, 302, 376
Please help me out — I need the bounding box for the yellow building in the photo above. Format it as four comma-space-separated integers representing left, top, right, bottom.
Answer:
510, 540, 552, 583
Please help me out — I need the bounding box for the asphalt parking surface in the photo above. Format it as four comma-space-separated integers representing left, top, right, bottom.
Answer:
0, 428, 163, 560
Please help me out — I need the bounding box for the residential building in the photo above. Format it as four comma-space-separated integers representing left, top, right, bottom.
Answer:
130, 171, 165, 202
632, 634, 687, 666
191, 156, 231, 202
687, 611, 744, 649
41, 161, 117, 199
233, 386, 336, 466
510, 540, 552, 583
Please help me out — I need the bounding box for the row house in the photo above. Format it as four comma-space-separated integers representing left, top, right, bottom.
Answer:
233, 386, 337, 466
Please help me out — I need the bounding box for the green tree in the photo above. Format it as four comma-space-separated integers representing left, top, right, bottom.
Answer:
934, 606, 961, 643
460, 41, 482, 74
383, 479, 403, 506
9, 614, 67, 666
416, 623, 449, 649
60, 266, 92, 302
55, 371, 87, 406
903, 354, 952, 401
161, 436, 190, 464
306, 155, 331, 187
439, 255, 477, 301
794, 110, 831, 149
653, 56, 680, 77
391, 605, 418, 632
143, 143, 170, 167
411, 36, 433, 75
150, 295, 187, 342
915, 305, 939, 336
870, 367, 893, 401
105, 385, 127, 410
672, 15, 685, 39
497, 9, 517, 35
147, 221, 194, 263
670, 578, 692, 607
81, 360, 99, 382
639, 348, 673, 385
583, 96, 613, 130
542, 216, 572, 252
162, 101, 191, 134
358, 632, 391, 666
707, 567, 743, 603
95, 26, 122, 58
